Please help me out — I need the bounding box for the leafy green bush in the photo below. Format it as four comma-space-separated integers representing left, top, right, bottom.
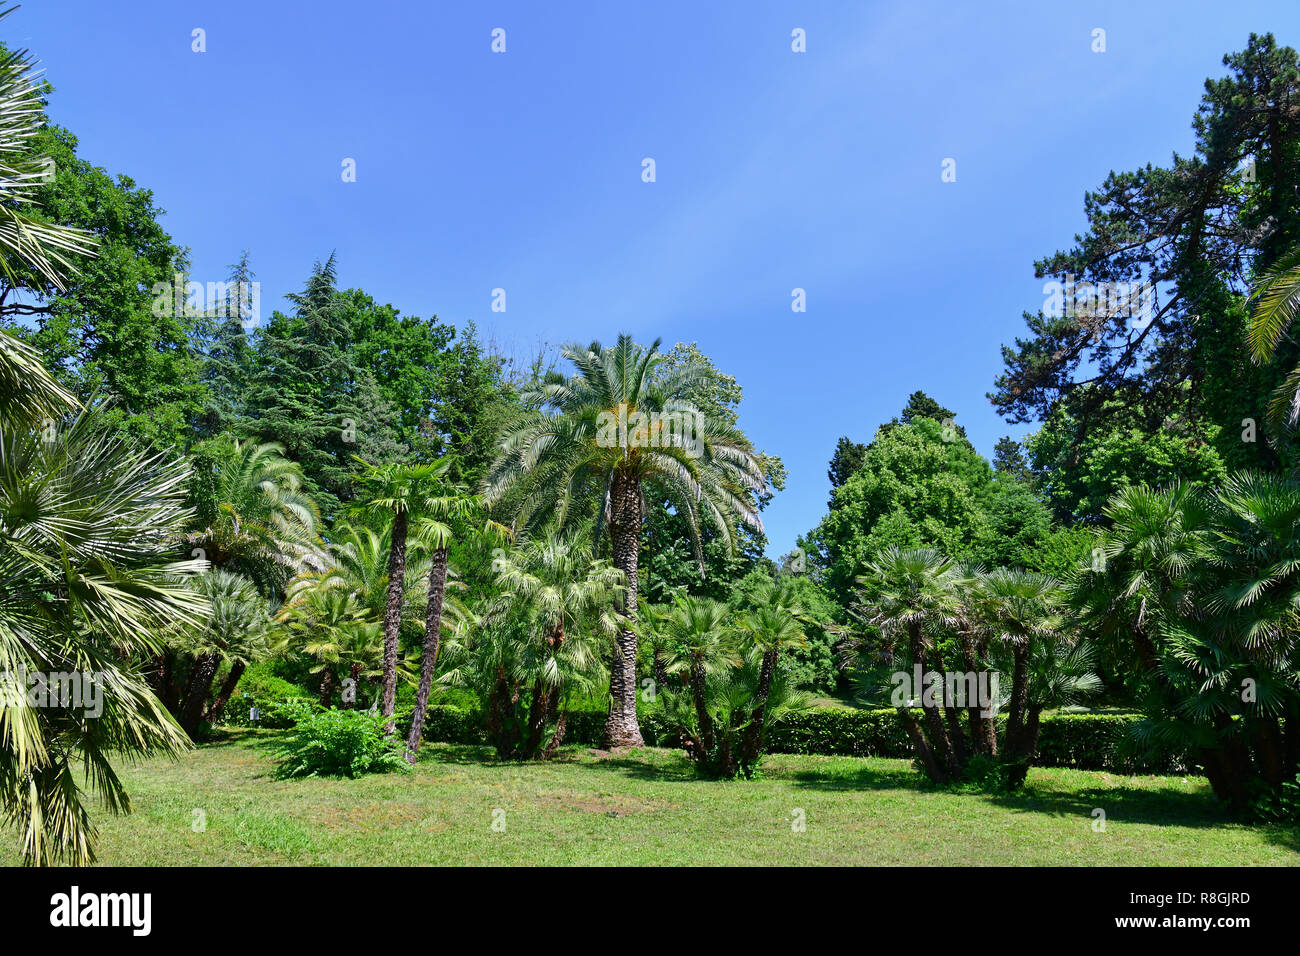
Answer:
273, 708, 411, 778
219, 663, 314, 728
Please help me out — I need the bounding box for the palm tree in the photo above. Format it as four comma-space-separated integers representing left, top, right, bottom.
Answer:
171, 570, 272, 736
0, 17, 95, 297
0, 402, 207, 864
0, 20, 201, 862
0, 330, 75, 426
1203, 472, 1300, 801
736, 594, 810, 765
967, 568, 1066, 786
654, 595, 740, 761
851, 547, 963, 781
351, 458, 451, 731
1247, 245, 1300, 427
278, 583, 381, 706
187, 438, 323, 595
442, 531, 624, 759
486, 334, 768, 748
404, 486, 508, 762
1072, 480, 1270, 806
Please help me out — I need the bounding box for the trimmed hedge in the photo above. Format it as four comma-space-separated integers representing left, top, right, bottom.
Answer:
409, 704, 1196, 775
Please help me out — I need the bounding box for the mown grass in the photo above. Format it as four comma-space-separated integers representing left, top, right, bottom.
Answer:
3, 730, 1297, 866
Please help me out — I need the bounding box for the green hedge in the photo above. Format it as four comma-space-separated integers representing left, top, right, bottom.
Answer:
409, 704, 1196, 775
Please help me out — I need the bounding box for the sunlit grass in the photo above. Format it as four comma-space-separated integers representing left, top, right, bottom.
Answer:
3, 729, 1296, 866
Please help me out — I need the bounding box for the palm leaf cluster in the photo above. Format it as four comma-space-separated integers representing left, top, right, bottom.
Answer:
849, 547, 1093, 786
487, 334, 765, 564
1075, 474, 1300, 809
0, 404, 206, 864
651, 580, 812, 778
439, 531, 623, 760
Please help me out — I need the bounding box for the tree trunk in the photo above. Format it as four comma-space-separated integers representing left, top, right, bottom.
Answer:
487, 668, 509, 757
541, 707, 569, 759
206, 660, 246, 725
899, 707, 946, 782
1004, 643, 1031, 759
603, 470, 644, 748
179, 652, 221, 737
690, 660, 715, 756
1006, 705, 1043, 788
741, 649, 778, 766
380, 508, 409, 734
912, 623, 957, 776
405, 544, 449, 762
523, 680, 551, 759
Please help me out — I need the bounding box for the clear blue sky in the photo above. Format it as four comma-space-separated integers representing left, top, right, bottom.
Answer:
15, 0, 1300, 556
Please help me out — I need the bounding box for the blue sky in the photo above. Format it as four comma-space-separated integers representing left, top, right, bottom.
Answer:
15, 0, 1300, 556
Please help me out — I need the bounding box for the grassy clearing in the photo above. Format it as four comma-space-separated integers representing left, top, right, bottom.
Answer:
3, 730, 1297, 866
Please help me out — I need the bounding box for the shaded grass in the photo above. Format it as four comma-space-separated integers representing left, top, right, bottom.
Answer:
2, 730, 1296, 866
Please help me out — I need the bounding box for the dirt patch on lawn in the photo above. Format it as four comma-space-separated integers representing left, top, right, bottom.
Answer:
531, 788, 674, 817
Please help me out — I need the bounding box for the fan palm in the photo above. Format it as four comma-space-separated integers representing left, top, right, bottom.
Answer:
654, 595, 740, 760
851, 547, 963, 780
485, 334, 767, 747
277, 585, 382, 706
0, 15, 95, 295
1247, 245, 1300, 427
170, 569, 271, 735
734, 578, 811, 757
441, 531, 623, 759
187, 438, 323, 595
351, 458, 451, 731
967, 568, 1066, 785
0, 402, 206, 864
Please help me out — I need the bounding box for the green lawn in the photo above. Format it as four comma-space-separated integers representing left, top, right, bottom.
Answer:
4, 730, 1297, 866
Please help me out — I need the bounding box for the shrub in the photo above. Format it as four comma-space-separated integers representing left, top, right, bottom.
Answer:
219, 664, 314, 729
273, 708, 411, 778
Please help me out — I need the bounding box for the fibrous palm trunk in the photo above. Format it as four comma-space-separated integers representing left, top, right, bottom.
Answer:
911, 623, 956, 780
405, 544, 449, 762
380, 508, 409, 734
206, 660, 246, 725
603, 470, 644, 748
740, 649, 778, 767
179, 651, 221, 737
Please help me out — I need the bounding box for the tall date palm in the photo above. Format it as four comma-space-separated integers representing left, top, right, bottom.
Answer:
486, 334, 767, 747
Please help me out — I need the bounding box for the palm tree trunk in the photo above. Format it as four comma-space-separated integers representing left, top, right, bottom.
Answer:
179, 652, 221, 737
741, 649, 778, 765
524, 680, 551, 758
540, 706, 569, 759
690, 659, 715, 755
405, 544, 449, 762
960, 629, 994, 755
603, 471, 645, 748
1004, 643, 1031, 758
899, 707, 945, 781
380, 508, 409, 734
206, 660, 246, 724
1006, 704, 1044, 788
911, 623, 957, 776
